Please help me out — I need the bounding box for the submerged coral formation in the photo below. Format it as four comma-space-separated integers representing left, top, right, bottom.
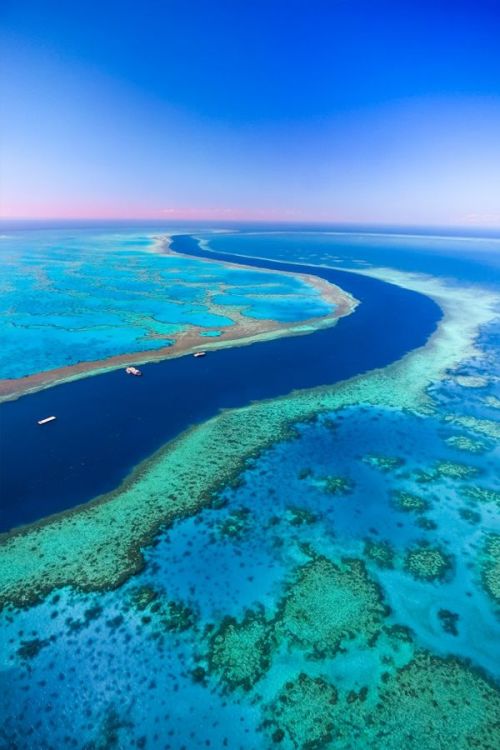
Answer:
391, 490, 429, 514
217, 507, 252, 539
444, 434, 488, 454
434, 460, 480, 480
207, 610, 275, 691
277, 555, 387, 658
262, 652, 500, 750
481, 534, 500, 605
286, 506, 318, 526
443, 414, 500, 440
263, 672, 338, 749
364, 539, 395, 568
404, 543, 453, 582
461, 486, 500, 508
458, 507, 481, 525
16, 636, 54, 661
482, 395, 500, 410
319, 475, 354, 495
409, 458, 482, 484
415, 516, 438, 531
412, 469, 438, 484
361, 454, 405, 472
437, 608, 460, 636
453, 375, 489, 388
127, 585, 196, 632
371, 652, 500, 750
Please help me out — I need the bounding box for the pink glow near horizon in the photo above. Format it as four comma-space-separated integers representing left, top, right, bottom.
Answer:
2, 203, 499, 228
0, 200, 340, 223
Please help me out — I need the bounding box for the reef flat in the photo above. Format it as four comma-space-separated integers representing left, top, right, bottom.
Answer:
0, 266, 497, 610
0, 231, 355, 402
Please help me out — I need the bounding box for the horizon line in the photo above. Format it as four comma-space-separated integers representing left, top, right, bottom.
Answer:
1, 216, 500, 234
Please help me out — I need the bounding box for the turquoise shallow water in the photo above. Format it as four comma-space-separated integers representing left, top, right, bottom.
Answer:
0, 228, 499, 749
0, 229, 333, 379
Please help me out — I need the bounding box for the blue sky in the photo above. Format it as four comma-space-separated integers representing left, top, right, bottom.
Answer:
1, 0, 500, 225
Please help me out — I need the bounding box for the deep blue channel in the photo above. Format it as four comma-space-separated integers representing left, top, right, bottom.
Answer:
0, 235, 441, 532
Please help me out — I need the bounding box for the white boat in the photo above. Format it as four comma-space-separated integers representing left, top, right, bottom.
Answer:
125, 366, 142, 376
193, 352, 206, 358
37, 416, 56, 425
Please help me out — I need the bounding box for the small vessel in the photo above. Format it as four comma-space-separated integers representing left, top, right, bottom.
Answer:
193, 352, 206, 358
37, 416, 56, 425
125, 366, 142, 376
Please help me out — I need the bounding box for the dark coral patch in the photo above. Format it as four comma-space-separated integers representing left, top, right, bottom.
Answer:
263, 672, 338, 749
206, 610, 275, 692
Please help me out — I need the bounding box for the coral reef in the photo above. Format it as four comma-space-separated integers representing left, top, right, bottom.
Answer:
481, 534, 500, 605
483, 395, 500, 410
434, 460, 480, 480
297, 467, 313, 480
276, 555, 387, 658
287, 507, 318, 526
85, 706, 133, 750
371, 652, 500, 750
2, 237, 500, 750
207, 610, 275, 691
161, 600, 196, 633
391, 490, 429, 514
444, 434, 488, 454
128, 585, 159, 611
444, 414, 500, 440
410, 458, 482, 483
453, 375, 489, 388
404, 543, 453, 582
412, 469, 438, 484
437, 608, 460, 636
461, 486, 500, 508
128, 585, 195, 632
218, 507, 251, 539
362, 454, 405, 472
1, 234, 356, 402
17, 636, 54, 661
415, 516, 438, 531
263, 672, 338, 749
364, 539, 395, 568
458, 507, 481, 525
262, 652, 500, 750
319, 475, 354, 495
